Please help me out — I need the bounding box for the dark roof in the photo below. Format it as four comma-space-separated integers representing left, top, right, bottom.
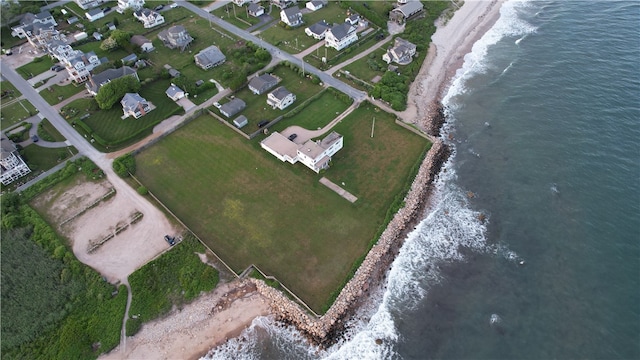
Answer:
248, 3, 263, 12
248, 74, 278, 94
130, 34, 151, 46
269, 86, 292, 101
86, 8, 104, 16
220, 98, 246, 118
87, 66, 137, 94
283, 6, 301, 23
329, 22, 354, 41
195, 46, 226, 67
392, 1, 424, 17
307, 20, 330, 35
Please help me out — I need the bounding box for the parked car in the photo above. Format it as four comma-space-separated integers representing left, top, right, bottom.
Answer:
170, 3, 179, 8
155, 4, 164, 11
288, 133, 297, 141
102, 6, 111, 12
257, 120, 269, 128
213, 102, 221, 109
54, 65, 64, 72
31, 135, 39, 142
164, 235, 176, 246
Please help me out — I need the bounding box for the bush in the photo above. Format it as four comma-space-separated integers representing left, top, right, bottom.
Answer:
136, 186, 148, 195
112, 153, 135, 178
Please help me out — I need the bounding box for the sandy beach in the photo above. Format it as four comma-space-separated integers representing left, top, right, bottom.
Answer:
98, 1, 506, 359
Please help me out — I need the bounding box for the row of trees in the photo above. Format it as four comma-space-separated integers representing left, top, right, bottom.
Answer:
95, 76, 141, 110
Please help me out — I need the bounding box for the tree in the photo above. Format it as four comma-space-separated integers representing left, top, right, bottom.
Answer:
95, 76, 141, 110
110, 30, 131, 49
113, 153, 136, 178
100, 37, 118, 52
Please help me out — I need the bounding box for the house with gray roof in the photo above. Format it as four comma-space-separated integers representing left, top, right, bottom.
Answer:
85, 8, 105, 22
165, 84, 185, 101
11, 11, 57, 39
219, 98, 246, 118
267, 86, 296, 110
233, 115, 248, 129
280, 6, 303, 27
382, 37, 417, 65
305, 20, 330, 40
248, 74, 278, 95
248, 3, 265, 17
390, 1, 424, 23
121, 93, 152, 119
194, 46, 226, 70
0, 133, 31, 185
86, 66, 138, 95
130, 34, 154, 52
158, 25, 193, 52
325, 22, 358, 51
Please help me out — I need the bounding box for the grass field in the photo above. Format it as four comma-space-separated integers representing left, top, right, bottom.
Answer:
21, 144, 75, 173
271, 90, 351, 133
133, 105, 428, 312
342, 48, 388, 83
1, 100, 36, 128
1, 79, 22, 98
39, 83, 85, 105
212, 3, 263, 29
16, 56, 55, 80
37, 119, 67, 142
61, 78, 183, 150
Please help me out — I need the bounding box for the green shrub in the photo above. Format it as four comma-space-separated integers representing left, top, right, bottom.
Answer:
113, 153, 136, 178
137, 186, 148, 195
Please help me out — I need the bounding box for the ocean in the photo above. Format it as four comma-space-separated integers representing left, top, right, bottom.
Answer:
204, 1, 640, 358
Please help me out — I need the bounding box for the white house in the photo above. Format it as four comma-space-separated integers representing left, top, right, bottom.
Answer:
271, 0, 296, 9
306, 0, 326, 11
219, 98, 246, 118
85, 8, 105, 22
325, 22, 358, 51
345, 14, 360, 26
158, 25, 193, 52
267, 86, 296, 110
382, 37, 417, 65
165, 84, 185, 101
0, 133, 31, 185
63, 50, 101, 83
232, 0, 258, 5
117, 0, 145, 13
11, 11, 57, 39
280, 6, 303, 27
130, 34, 154, 52
133, 8, 165, 28
305, 20, 330, 40
248, 3, 265, 17
75, 0, 102, 9
121, 93, 152, 119
233, 115, 248, 129
260, 131, 343, 173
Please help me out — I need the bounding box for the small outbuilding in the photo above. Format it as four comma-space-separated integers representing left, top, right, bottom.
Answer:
233, 115, 248, 129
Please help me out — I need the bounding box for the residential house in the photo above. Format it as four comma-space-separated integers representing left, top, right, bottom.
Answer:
389, 1, 424, 23
130, 34, 154, 52
165, 84, 185, 101
93, 32, 102, 41
267, 86, 296, 110
168, 68, 181, 78
280, 6, 302, 27
248, 73, 278, 95
133, 8, 165, 28
271, 0, 296, 9
47, 39, 77, 62
382, 37, 417, 65
194, 45, 226, 70
305, 20, 330, 40
11, 11, 57, 39
25, 25, 60, 51
117, 0, 145, 13
85, 8, 105, 22
345, 14, 360, 26
121, 53, 138, 64
248, 3, 265, 17
158, 25, 193, 52
0, 133, 31, 185
232, 0, 258, 5
86, 66, 138, 95
64, 51, 101, 83
260, 131, 343, 173
325, 22, 358, 51
121, 93, 152, 119
107, 22, 117, 31
67, 16, 79, 24
233, 115, 248, 129
75, 0, 102, 9
306, 0, 326, 11
219, 98, 246, 118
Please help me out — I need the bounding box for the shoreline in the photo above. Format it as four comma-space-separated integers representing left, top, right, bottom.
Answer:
99, 1, 507, 358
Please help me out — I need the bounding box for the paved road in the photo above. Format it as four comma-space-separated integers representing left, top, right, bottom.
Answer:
180, 2, 368, 102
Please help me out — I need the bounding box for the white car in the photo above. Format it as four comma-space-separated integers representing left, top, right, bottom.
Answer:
213, 102, 221, 109
170, 3, 179, 8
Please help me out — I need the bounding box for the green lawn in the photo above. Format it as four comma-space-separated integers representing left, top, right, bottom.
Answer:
16, 56, 55, 80
1, 79, 22, 98
1, 100, 37, 128
21, 144, 75, 173
342, 48, 388, 83
213, 64, 325, 131
133, 104, 429, 312
37, 118, 67, 142
212, 3, 263, 29
303, 28, 384, 70
271, 90, 351, 133
39, 83, 85, 105
61, 78, 184, 150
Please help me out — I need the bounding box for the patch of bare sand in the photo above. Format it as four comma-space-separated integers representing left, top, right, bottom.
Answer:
99, 280, 270, 360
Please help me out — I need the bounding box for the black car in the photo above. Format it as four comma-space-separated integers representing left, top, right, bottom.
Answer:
103, 6, 111, 11
164, 235, 176, 246
257, 120, 269, 128
155, 5, 164, 11
31, 135, 39, 142
288, 133, 297, 141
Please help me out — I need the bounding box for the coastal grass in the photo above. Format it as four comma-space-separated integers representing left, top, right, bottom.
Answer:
39, 83, 85, 105
133, 107, 429, 312
126, 234, 219, 336
16, 56, 55, 79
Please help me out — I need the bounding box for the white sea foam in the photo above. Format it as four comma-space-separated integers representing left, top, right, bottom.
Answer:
202, 2, 535, 359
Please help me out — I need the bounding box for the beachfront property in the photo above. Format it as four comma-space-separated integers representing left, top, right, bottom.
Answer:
158, 25, 194, 52
86, 66, 139, 95
267, 86, 296, 110
306, 0, 326, 12
305, 20, 330, 40
165, 84, 186, 101
130, 34, 154, 52
260, 131, 343, 173
219, 98, 247, 118
133, 8, 165, 28
325, 22, 358, 51
121, 93, 152, 119
382, 38, 417, 65
10, 11, 57, 39
194, 46, 226, 70
117, 0, 145, 13
0, 133, 31, 186
389, 1, 424, 24
248, 73, 278, 95
280, 6, 303, 27
85, 8, 105, 22
247, 3, 265, 17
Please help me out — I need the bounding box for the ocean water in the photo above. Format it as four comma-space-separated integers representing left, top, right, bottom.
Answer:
204, 1, 640, 358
